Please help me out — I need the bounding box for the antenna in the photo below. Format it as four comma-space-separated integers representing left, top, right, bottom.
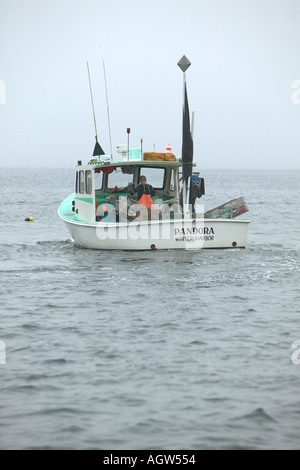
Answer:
127, 128, 131, 160
87, 61, 104, 156
103, 61, 113, 159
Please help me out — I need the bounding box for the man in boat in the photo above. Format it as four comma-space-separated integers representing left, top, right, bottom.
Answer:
180, 174, 204, 216
130, 175, 155, 210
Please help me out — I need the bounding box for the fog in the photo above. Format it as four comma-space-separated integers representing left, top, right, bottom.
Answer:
1, 0, 300, 169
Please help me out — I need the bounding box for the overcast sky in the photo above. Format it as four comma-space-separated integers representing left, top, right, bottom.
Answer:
0, 0, 300, 169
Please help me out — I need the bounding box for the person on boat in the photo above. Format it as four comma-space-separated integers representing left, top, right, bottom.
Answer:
180, 175, 204, 215
130, 176, 155, 209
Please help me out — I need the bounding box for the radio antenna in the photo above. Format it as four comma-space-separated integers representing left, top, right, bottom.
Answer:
87, 61, 104, 156
103, 61, 113, 159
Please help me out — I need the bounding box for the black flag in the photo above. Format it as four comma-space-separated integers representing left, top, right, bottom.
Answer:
93, 137, 105, 157
182, 82, 193, 182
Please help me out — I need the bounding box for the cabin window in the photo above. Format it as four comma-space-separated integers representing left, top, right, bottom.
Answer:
94, 171, 103, 190
79, 170, 85, 194
170, 169, 176, 191
75, 171, 78, 193
107, 167, 134, 190
85, 170, 92, 194
139, 167, 165, 189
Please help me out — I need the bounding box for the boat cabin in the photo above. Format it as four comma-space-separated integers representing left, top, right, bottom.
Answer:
72, 153, 195, 223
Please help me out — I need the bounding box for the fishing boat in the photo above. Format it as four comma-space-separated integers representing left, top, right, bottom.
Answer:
58, 56, 250, 250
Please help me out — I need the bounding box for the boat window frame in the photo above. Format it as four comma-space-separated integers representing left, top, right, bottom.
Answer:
138, 166, 166, 190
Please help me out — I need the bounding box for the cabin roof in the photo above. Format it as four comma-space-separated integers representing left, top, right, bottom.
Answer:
76, 159, 196, 169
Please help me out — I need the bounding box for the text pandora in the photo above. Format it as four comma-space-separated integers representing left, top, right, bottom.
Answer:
174, 226, 214, 236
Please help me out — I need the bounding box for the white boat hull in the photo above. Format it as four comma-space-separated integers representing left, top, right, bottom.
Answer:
59, 216, 250, 250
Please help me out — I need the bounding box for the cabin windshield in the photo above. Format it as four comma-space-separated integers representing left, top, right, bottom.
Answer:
95, 171, 103, 190
93, 163, 179, 202
139, 167, 165, 189
107, 167, 134, 190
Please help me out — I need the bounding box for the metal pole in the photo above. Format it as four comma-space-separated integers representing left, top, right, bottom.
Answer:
141, 138, 143, 160
178, 55, 192, 219
103, 61, 113, 159
182, 71, 190, 218
127, 128, 130, 161
87, 62, 98, 141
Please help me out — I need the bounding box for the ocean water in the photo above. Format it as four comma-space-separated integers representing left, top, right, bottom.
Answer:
0, 167, 300, 450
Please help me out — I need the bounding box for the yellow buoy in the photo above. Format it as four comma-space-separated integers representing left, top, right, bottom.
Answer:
24, 217, 40, 222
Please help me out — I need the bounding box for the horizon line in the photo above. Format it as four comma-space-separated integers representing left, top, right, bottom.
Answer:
1, 166, 299, 171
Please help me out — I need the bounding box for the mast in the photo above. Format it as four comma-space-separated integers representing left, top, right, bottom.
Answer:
87, 62, 105, 157
177, 55, 193, 218
103, 61, 113, 159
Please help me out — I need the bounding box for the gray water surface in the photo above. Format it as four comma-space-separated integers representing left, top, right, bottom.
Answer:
0, 168, 299, 449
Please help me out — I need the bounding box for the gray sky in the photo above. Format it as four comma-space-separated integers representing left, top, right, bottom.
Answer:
0, 0, 300, 169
